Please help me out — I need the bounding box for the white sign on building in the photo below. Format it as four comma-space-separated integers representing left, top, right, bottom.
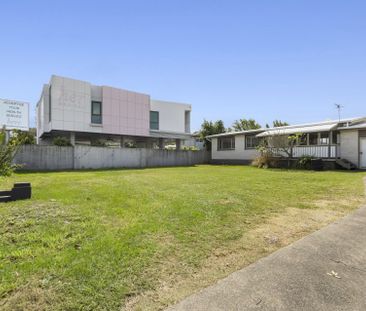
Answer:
0, 99, 29, 131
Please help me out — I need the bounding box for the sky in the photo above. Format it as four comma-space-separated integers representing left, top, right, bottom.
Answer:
1, 0, 366, 131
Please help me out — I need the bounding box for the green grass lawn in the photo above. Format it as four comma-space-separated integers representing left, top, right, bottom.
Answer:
0, 165, 365, 310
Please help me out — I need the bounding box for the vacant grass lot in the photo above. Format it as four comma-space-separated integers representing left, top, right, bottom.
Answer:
0, 165, 365, 310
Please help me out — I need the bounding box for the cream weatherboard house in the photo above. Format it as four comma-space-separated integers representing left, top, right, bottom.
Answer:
207, 117, 366, 169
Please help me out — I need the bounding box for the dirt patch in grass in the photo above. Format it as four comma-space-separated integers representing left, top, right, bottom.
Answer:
0, 279, 58, 311
123, 206, 359, 310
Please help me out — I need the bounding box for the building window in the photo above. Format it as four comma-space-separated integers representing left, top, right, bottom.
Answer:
150, 111, 159, 130
218, 137, 235, 150
91, 101, 102, 124
332, 131, 338, 144
245, 135, 260, 149
309, 132, 318, 145
298, 134, 308, 145
319, 132, 329, 145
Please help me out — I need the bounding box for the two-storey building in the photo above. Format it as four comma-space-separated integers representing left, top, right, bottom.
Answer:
36, 75, 192, 148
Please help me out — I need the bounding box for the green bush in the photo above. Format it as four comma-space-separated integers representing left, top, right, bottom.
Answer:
91, 139, 106, 147
252, 144, 275, 168
182, 146, 199, 151
297, 155, 314, 169
124, 141, 137, 148
0, 128, 23, 176
9, 129, 36, 145
53, 136, 72, 146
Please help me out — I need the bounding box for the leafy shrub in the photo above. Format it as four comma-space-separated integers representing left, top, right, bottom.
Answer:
0, 127, 23, 176
53, 136, 72, 146
9, 129, 36, 145
252, 145, 274, 169
124, 141, 137, 148
91, 139, 106, 147
182, 146, 199, 151
297, 155, 314, 170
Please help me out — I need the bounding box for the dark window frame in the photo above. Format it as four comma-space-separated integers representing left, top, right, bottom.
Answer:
297, 133, 308, 146
217, 136, 235, 151
91, 101, 102, 124
150, 111, 159, 130
245, 135, 260, 149
319, 132, 330, 145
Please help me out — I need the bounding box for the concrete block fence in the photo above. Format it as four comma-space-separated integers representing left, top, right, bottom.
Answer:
13, 145, 210, 171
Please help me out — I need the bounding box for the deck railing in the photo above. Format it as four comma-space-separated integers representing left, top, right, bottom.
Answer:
293, 145, 337, 158
270, 145, 338, 158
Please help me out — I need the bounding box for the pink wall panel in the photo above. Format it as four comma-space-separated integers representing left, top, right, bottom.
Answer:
102, 86, 150, 136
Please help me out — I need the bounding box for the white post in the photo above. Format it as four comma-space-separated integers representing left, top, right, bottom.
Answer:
176, 139, 181, 150
70, 132, 75, 146
5, 130, 11, 144
120, 136, 125, 148
158, 138, 164, 149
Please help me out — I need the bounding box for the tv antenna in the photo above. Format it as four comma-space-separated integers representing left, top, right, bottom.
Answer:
334, 103, 343, 121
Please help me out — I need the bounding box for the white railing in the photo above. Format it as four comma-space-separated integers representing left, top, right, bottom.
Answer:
292, 145, 337, 158
269, 145, 337, 158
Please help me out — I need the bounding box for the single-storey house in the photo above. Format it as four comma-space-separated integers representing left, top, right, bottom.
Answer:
206, 117, 366, 169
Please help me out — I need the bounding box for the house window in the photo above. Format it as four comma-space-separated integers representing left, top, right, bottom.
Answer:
150, 111, 159, 130
332, 131, 338, 144
91, 101, 102, 124
298, 134, 308, 145
319, 132, 329, 145
218, 137, 235, 150
245, 136, 260, 149
309, 132, 318, 145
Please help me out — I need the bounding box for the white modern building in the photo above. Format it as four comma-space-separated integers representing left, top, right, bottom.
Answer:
207, 117, 366, 169
36, 75, 192, 148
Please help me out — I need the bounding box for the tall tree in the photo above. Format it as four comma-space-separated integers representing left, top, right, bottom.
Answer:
200, 119, 227, 150
272, 120, 289, 127
232, 118, 261, 131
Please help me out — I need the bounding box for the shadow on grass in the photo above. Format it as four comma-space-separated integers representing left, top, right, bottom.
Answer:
14, 164, 204, 175
14, 164, 366, 175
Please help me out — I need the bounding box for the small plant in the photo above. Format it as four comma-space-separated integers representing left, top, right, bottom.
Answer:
0, 127, 23, 176
53, 136, 72, 146
124, 141, 137, 148
252, 143, 274, 168
297, 155, 314, 169
91, 139, 106, 147
9, 129, 36, 145
182, 146, 199, 151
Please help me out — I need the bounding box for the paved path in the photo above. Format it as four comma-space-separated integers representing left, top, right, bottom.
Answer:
168, 206, 366, 311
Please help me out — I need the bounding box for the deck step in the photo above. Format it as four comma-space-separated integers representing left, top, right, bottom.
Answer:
336, 159, 357, 170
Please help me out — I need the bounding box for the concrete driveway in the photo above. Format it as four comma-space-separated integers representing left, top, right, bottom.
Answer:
168, 206, 366, 311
